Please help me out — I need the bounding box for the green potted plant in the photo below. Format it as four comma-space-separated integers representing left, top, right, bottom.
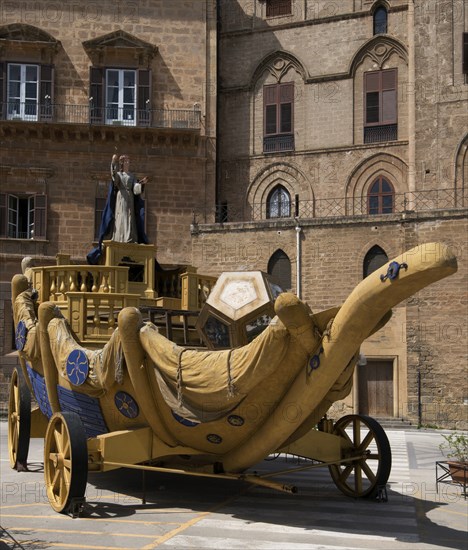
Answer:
439, 432, 468, 484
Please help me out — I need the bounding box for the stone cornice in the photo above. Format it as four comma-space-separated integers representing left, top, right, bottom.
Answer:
220, 5, 408, 38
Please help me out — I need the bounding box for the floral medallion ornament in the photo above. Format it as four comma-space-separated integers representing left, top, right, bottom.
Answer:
66, 349, 89, 386
114, 391, 139, 419
15, 321, 27, 351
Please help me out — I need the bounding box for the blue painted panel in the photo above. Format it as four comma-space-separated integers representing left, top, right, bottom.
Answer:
57, 385, 108, 438
26, 364, 53, 419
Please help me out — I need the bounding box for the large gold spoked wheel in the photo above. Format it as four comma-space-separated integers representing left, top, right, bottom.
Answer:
329, 414, 391, 498
8, 368, 31, 470
44, 412, 88, 513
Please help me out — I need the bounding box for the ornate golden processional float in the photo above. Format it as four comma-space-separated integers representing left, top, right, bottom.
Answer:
9, 240, 457, 515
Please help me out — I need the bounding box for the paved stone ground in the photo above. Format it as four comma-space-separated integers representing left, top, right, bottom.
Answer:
0, 424, 467, 549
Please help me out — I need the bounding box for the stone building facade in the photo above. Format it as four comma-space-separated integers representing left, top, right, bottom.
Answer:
0, 1, 217, 390
191, 0, 467, 428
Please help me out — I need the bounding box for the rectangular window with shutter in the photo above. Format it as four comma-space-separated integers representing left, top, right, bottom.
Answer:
90, 67, 151, 127
364, 69, 397, 143
263, 82, 295, 153
0, 193, 47, 239
7, 63, 39, 121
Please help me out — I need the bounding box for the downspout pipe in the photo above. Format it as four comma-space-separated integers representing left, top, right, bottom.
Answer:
295, 219, 302, 299
407, 0, 416, 208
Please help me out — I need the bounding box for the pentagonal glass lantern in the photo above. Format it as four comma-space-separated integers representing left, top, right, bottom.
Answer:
196, 271, 282, 349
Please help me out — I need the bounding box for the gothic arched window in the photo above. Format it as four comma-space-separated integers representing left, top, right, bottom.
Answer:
267, 185, 291, 218
373, 6, 388, 35
363, 245, 388, 278
367, 176, 394, 214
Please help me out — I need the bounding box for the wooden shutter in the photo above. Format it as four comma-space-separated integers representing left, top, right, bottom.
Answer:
0, 193, 6, 237
365, 69, 396, 125
365, 71, 380, 125
33, 194, 47, 239
279, 83, 294, 133
90, 67, 104, 123
381, 69, 397, 124
463, 33, 468, 74
137, 69, 151, 126
0, 63, 4, 120
264, 84, 278, 135
39, 64, 54, 121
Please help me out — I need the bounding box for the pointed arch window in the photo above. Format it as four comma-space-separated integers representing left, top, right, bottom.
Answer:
363, 245, 388, 278
373, 6, 388, 35
368, 176, 394, 214
268, 249, 291, 290
267, 185, 291, 218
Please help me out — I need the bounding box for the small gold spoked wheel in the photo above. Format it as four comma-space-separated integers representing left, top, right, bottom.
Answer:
329, 414, 391, 498
8, 368, 31, 470
44, 412, 88, 513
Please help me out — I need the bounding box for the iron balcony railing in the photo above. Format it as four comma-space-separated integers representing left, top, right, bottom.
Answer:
1, 102, 202, 130
364, 124, 398, 144
210, 188, 466, 223
263, 134, 295, 153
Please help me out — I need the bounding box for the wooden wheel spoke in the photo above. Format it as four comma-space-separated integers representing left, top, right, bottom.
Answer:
339, 464, 353, 482
12, 421, 18, 445
63, 466, 71, 485
357, 431, 374, 452
337, 426, 353, 447
59, 474, 67, 500
361, 460, 377, 483
354, 464, 363, 493
52, 468, 61, 491
352, 419, 361, 447
13, 384, 19, 407
63, 458, 72, 470
54, 428, 63, 453
62, 439, 70, 459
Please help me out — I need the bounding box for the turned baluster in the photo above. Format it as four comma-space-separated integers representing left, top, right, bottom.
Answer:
93, 297, 100, 327
101, 273, 109, 293
49, 271, 57, 300
58, 271, 66, 295
80, 270, 87, 292
91, 271, 98, 293
69, 271, 77, 292
108, 299, 115, 329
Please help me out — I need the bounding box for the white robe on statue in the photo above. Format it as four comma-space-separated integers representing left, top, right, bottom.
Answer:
111, 163, 142, 243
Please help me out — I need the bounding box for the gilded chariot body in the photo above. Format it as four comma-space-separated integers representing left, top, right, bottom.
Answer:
9, 242, 457, 515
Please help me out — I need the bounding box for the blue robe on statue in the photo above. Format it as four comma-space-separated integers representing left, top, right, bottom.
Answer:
87, 182, 149, 265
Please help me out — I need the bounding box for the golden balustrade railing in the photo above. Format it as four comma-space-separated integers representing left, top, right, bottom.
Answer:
31, 266, 129, 303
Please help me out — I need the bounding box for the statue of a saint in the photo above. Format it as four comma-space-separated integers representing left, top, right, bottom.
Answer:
86, 153, 149, 264
111, 154, 149, 243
